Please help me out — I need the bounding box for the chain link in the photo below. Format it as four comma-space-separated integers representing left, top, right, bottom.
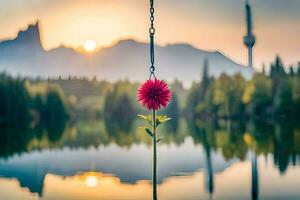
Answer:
149, 0, 156, 79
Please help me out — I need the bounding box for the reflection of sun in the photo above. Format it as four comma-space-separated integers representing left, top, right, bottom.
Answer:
86, 175, 98, 187
83, 40, 96, 52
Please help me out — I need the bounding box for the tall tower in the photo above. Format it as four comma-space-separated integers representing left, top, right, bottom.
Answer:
243, 0, 256, 68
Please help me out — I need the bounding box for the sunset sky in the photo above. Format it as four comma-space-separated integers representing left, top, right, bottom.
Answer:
0, 0, 299, 69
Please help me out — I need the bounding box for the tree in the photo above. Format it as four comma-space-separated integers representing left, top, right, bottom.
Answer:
243, 72, 272, 117
288, 66, 295, 77
200, 58, 210, 102
290, 75, 300, 118
213, 73, 246, 118
297, 62, 300, 76
185, 81, 201, 117
262, 64, 266, 75
0, 73, 30, 123
44, 87, 68, 123
163, 92, 180, 118
185, 58, 212, 118
195, 79, 216, 118
274, 78, 293, 117
170, 79, 187, 110
270, 56, 286, 98
103, 82, 136, 133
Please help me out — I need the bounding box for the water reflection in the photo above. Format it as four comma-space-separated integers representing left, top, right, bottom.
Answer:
0, 118, 66, 159
1, 159, 300, 200
0, 118, 300, 199
251, 152, 259, 200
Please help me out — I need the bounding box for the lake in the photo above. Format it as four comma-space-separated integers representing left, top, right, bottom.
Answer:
0, 118, 299, 200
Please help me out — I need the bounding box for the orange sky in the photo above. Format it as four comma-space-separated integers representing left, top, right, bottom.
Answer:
0, 0, 299, 70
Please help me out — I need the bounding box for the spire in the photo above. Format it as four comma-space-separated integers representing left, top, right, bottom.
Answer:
245, 0, 252, 35
243, 0, 256, 68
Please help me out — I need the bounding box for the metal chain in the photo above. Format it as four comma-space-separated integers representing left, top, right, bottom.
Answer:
149, 0, 156, 79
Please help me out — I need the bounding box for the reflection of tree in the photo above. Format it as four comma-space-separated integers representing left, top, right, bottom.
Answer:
247, 121, 274, 154
46, 118, 66, 142
273, 123, 296, 174
204, 131, 214, 198
187, 119, 215, 197
251, 152, 259, 200
188, 119, 300, 175
103, 82, 136, 147
62, 120, 110, 148
187, 120, 217, 148
248, 121, 300, 174
1, 113, 300, 177
214, 121, 248, 161
104, 116, 135, 147
0, 122, 31, 158
0, 119, 67, 158
166, 116, 179, 135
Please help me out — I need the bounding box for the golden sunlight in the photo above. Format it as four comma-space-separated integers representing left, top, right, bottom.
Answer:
86, 175, 98, 187
83, 40, 96, 52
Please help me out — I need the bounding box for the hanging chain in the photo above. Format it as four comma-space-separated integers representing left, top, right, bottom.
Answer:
149, 0, 156, 79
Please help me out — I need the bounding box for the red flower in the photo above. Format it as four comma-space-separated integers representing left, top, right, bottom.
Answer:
137, 79, 172, 110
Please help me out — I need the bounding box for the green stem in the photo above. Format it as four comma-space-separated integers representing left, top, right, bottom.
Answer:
152, 109, 157, 200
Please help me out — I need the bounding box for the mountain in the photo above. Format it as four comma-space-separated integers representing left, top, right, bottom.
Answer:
0, 22, 252, 86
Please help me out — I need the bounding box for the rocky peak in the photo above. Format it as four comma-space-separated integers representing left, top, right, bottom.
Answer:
0, 21, 42, 50
17, 21, 41, 46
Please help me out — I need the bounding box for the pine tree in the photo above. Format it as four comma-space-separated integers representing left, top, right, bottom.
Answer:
288, 66, 295, 77
200, 58, 210, 102
262, 64, 266, 75
270, 56, 286, 98
297, 62, 300, 76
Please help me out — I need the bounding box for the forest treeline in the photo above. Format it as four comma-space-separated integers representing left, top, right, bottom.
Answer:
1, 56, 300, 172
1, 56, 300, 124
0, 73, 68, 127
187, 56, 300, 120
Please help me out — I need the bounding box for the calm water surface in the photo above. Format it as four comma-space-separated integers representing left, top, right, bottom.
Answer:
0, 119, 299, 200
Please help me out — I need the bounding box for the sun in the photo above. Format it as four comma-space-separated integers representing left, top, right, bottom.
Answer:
83, 40, 97, 52
86, 175, 98, 187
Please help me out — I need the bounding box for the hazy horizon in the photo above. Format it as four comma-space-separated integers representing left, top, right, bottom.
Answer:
0, 0, 299, 70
